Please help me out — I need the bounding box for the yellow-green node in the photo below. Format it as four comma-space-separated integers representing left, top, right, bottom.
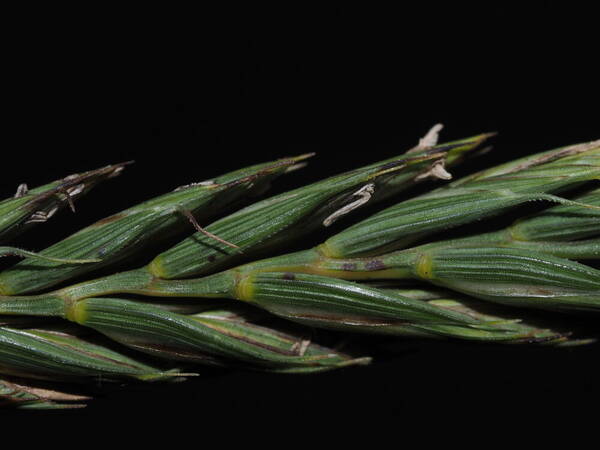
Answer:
316, 241, 343, 259
64, 300, 89, 325
234, 274, 256, 302
147, 257, 167, 278
415, 253, 434, 280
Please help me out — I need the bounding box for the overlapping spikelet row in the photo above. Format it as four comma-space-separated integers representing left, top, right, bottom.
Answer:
1, 126, 598, 409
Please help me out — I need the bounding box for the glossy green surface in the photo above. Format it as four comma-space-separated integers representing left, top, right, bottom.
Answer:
150, 133, 492, 279
0, 326, 175, 381
0, 155, 307, 295
73, 297, 370, 372
322, 142, 600, 257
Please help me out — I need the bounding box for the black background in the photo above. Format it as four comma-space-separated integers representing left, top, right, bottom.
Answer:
3, 4, 599, 418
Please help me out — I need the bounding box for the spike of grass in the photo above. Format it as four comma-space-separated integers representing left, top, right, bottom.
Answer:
0, 294, 371, 372
2, 133, 599, 409
0, 377, 90, 409
24, 181, 599, 313
246, 245, 600, 312
0, 325, 184, 382
366, 185, 600, 260
8, 266, 577, 343
369, 285, 593, 345
0, 154, 311, 295
147, 132, 493, 279
320, 140, 600, 257
0, 162, 130, 242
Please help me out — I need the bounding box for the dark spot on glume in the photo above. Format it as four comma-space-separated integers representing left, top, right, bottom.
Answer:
379, 161, 403, 171
342, 263, 357, 271
282, 272, 296, 280
365, 260, 386, 271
